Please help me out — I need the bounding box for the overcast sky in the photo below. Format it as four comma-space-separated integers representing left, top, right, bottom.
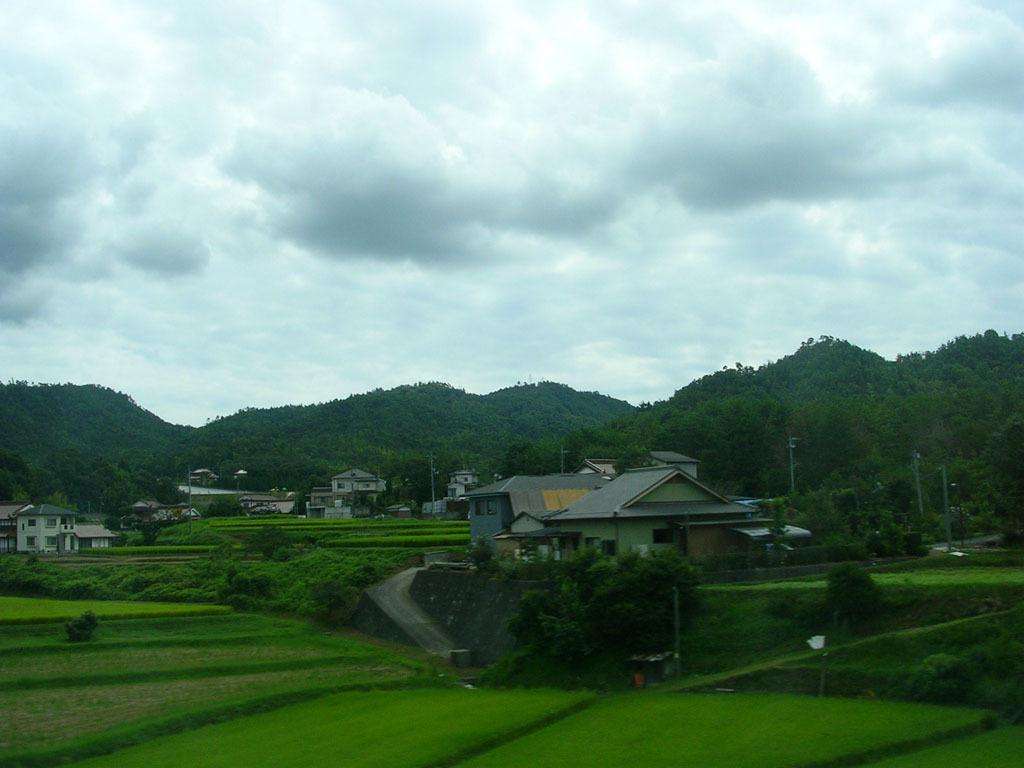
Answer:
1, 1, 1022, 426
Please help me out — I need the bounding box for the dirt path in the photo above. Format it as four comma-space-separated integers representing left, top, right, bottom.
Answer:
364, 567, 455, 656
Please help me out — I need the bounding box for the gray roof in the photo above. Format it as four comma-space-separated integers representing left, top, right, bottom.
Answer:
467, 474, 610, 496
333, 468, 379, 480
75, 524, 118, 539
494, 527, 579, 540
0, 502, 31, 520
650, 450, 699, 464
551, 466, 749, 522
552, 466, 676, 520
15, 503, 76, 517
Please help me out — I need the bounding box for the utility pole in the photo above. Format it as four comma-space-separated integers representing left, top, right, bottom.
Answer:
187, 467, 193, 542
912, 451, 924, 531
560, 445, 568, 474
941, 466, 952, 552
788, 437, 798, 494
428, 454, 437, 515
672, 586, 681, 677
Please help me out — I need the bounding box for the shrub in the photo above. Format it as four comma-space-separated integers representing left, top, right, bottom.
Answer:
310, 579, 358, 624
508, 548, 700, 661
825, 563, 882, 625
908, 653, 975, 704
468, 541, 495, 570
65, 611, 99, 642
245, 527, 294, 560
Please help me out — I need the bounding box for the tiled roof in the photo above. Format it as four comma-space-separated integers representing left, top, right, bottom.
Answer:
650, 450, 699, 464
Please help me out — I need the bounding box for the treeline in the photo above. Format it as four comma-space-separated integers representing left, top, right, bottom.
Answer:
0, 380, 633, 519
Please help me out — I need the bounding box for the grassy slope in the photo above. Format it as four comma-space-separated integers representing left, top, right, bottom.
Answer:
69, 689, 591, 768
862, 728, 1024, 767
458, 693, 990, 768
707, 567, 1024, 591
0, 596, 230, 623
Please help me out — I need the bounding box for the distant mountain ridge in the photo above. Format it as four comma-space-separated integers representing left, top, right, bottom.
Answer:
0, 380, 635, 470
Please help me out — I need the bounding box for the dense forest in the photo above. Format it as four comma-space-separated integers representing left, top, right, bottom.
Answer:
2, 331, 1023, 543
0, 380, 633, 517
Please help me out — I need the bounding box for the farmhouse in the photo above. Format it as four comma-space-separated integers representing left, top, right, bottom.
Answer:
0, 501, 31, 553
14, 504, 120, 553
468, 474, 611, 545
498, 465, 805, 560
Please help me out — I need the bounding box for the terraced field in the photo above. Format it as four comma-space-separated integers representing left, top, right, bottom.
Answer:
0, 596, 231, 624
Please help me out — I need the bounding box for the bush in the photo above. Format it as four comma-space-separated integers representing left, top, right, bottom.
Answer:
65, 611, 99, 642
908, 653, 975, 704
310, 579, 358, 625
508, 548, 699, 661
468, 541, 495, 570
245, 527, 294, 560
825, 564, 882, 625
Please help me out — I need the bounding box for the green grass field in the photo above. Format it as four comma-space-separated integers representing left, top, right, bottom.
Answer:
0, 596, 231, 624
457, 693, 990, 768
68, 689, 590, 768
862, 727, 1024, 767
707, 567, 1024, 591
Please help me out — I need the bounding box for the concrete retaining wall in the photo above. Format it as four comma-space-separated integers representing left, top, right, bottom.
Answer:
409, 569, 546, 665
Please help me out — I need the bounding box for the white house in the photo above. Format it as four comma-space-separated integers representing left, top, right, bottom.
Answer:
446, 469, 479, 498
15, 504, 119, 553
16, 504, 77, 554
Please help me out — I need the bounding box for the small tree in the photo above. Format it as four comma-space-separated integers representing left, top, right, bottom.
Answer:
825, 564, 882, 626
65, 611, 98, 642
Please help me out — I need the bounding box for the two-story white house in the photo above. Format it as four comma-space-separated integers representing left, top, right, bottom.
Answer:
446, 469, 479, 499
16, 504, 78, 554
307, 469, 387, 519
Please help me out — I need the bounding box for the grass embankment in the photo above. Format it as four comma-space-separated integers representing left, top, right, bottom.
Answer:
457, 693, 991, 768
0, 548, 413, 616
0, 596, 230, 624
66, 689, 591, 768
707, 606, 1024, 720
153, 517, 471, 551
0, 611, 440, 765
861, 727, 1024, 767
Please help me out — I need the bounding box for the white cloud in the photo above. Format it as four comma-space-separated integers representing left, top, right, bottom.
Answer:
0, 0, 1021, 424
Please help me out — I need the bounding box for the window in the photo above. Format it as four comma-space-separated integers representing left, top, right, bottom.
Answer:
601, 539, 617, 556
45, 536, 57, 547
61, 517, 72, 526
28, 518, 37, 527
585, 537, 600, 549
26, 536, 36, 546
486, 499, 497, 515
45, 517, 57, 528
653, 528, 674, 544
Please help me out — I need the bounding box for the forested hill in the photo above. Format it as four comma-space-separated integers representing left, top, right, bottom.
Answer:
0, 380, 633, 506
0, 383, 189, 463
187, 381, 634, 482
547, 331, 1024, 531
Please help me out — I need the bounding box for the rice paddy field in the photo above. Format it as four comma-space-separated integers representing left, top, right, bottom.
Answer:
0, 596, 232, 624
4, 559, 1024, 768
0, 603, 439, 765
706, 567, 1024, 591
862, 727, 1024, 767
59, 690, 997, 768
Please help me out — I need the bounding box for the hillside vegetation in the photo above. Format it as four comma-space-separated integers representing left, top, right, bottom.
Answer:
541, 331, 1024, 544
0, 380, 632, 514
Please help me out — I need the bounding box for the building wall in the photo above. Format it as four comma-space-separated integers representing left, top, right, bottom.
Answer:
17, 514, 76, 553
555, 517, 743, 558
469, 495, 513, 544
